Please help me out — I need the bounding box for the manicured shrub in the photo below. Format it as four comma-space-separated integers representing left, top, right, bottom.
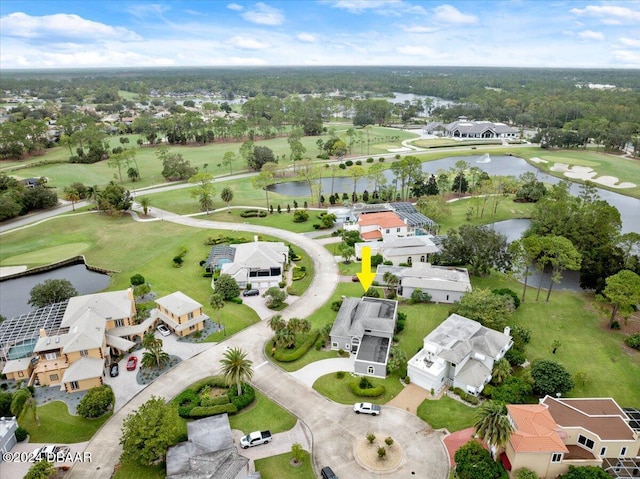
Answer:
624, 333, 640, 350
293, 210, 309, 223
492, 288, 521, 309
130, 274, 145, 286
452, 387, 479, 405
14, 427, 28, 442
505, 348, 526, 367
349, 380, 385, 397
77, 385, 115, 418
189, 404, 237, 418
366, 157, 374, 163
200, 395, 230, 407
335, 371, 345, 379
339, 163, 346, 169
274, 331, 319, 362
367, 432, 376, 444
229, 297, 243, 304
345, 160, 353, 166
228, 383, 256, 410
355, 160, 362, 165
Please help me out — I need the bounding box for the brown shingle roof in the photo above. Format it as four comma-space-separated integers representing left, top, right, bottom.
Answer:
541, 396, 635, 441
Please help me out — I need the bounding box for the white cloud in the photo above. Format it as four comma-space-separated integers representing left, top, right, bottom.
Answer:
324, 0, 426, 16
0, 12, 141, 41
612, 49, 640, 66
570, 5, 640, 25
402, 25, 439, 33
184, 9, 206, 16
126, 3, 170, 18
297, 33, 317, 43
619, 36, 640, 47
396, 45, 443, 57
578, 30, 605, 41
228, 36, 269, 50
433, 4, 477, 24
241, 2, 284, 25
227, 3, 243, 11
227, 56, 268, 66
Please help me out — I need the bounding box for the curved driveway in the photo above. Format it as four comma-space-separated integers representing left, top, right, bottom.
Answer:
55, 208, 449, 479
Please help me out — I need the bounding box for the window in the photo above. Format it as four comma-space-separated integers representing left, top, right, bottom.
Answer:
188, 312, 193, 320
345, 344, 350, 350
551, 453, 563, 463
396, 228, 400, 232
70, 381, 79, 390
620, 447, 627, 457
331, 342, 338, 349
386, 229, 390, 234
189, 325, 196, 331
420, 255, 425, 262
407, 257, 412, 265
18, 371, 24, 378
577, 435, 595, 450
49, 374, 59, 381
44, 352, 58, 360
367, 366, 375, 375
115, 319, 124, 327
600, 447, 607, 457
80, 350, 89, 357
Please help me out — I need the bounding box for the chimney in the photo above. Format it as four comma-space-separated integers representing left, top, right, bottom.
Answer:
504, 326, 511, 337
39, 328, 47, 338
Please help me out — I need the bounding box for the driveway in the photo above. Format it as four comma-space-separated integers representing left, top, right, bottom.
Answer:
231, 420, 312, 461
291, 357, 355, 387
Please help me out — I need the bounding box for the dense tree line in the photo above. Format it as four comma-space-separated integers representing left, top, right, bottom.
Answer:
0, 174, 57, 221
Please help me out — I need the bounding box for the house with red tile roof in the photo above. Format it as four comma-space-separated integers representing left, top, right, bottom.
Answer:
501, 397, 640, 478
352, 211, 409, 241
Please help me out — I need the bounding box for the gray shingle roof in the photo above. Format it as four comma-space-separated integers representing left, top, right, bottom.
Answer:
331, 297, 397, 339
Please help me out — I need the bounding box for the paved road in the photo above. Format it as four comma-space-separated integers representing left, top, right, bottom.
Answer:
66, 208, 449, 479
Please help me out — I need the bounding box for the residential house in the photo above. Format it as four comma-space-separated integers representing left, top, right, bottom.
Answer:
1, 289, 205, 393
330, 297, 398, 378
347, 202, 436, 236
376, 263, 471, 303
219, 240, 288, 288
502, 397, 640, 479
348, 211, 409, 242
407, 314, 512, 395
0, 417, 18, 462
355, 236, 440, 267
166, 414, 250, 479
154, 291, 208, 338
423, 117, 518, 139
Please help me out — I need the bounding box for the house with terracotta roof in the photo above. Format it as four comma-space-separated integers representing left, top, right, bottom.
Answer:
351, 211, 409, 242
407, 314, 512, 396
502, 397, 640, 478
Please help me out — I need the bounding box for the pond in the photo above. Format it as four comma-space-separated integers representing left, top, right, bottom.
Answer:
0, 263, 111, 319
269, 155, 640, 234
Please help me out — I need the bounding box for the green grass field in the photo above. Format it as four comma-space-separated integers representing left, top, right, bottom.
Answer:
228, 390, 297, 434
255, 450, 315, 479
417, 396, 476, 432
20, 401, 111, 443
313, 371, 404, 405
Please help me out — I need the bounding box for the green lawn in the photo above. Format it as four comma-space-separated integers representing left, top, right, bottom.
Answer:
417, 396, 476, 432
20, 401, 111, 443
437, 195, 536, 233
189, 208, 320, 233
228, 390, 297, 434
255, 450, 315, 479
313, 371, 404, 405
113, 459, 165, 479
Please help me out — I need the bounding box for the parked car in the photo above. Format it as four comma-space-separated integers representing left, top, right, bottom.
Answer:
353, 402, 381, 415
156, 324, 171, 336
321, 466, 338, 479
109, 363, 119, 377
239, 430, 272, 448
242, 289, 260, 297
126, 356, 138, 371
31, 445, 58, 462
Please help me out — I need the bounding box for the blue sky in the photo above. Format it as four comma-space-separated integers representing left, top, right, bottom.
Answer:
1, 1, 639, 69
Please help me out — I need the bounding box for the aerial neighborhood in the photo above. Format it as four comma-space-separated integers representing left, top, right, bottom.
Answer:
0, 4, 640, 479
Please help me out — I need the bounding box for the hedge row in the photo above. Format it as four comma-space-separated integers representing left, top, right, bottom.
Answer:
240, 209, 267, 218
201, 395, 231, 407
349, 381, 385, 398
452, 387, 480, 405
189, 403, 237, 418
292, 271, 306, 281
228, 383, 256, 410
274, 331, 319, 362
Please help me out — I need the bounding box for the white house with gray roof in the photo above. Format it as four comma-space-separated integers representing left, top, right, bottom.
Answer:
376, 263, 471, 303
330, 297, 398, 378
355, 235, 440, 266
219, 240, 288, 288
423, 117, 518, 139
408, 314, 512, 395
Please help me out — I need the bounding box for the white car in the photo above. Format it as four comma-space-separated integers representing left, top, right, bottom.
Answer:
156, 324, 171, 336
353, 402, 381, 415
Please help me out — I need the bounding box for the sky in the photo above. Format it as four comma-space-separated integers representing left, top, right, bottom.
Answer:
1, 1, 639, 70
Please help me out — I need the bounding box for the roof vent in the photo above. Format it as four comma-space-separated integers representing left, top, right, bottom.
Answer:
46, 338, 50, 345
55, 337, 60, 343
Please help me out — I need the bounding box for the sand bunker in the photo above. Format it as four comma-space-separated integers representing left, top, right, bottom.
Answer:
550, 163, 636, 189
0, 265, 28, 278
388, 147, 413, 153
530, 157, 548, 164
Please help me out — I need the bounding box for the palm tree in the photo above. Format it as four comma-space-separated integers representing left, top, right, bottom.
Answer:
142, 335, 169, 369
299, 318, 312, 339
139, 196, 150, 216
275, 327, 296, 349
267, 315, 286, 334
11, 388, 38, 425
383, 272, 399, 295
219, 347, 254, 397
220, 186, 234, 210
210, 292, 225, 328
473, 401, 513, 458
63, 186, 80, 211
491, 358, 512, 386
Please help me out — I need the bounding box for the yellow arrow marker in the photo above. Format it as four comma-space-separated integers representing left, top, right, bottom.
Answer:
357, 245, 377, 292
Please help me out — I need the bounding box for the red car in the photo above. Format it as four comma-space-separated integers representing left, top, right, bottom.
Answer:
126, 356, 138, 371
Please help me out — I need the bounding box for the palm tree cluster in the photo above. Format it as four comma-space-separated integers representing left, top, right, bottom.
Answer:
141, 332, 170, 369
267, 315, 312, 349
